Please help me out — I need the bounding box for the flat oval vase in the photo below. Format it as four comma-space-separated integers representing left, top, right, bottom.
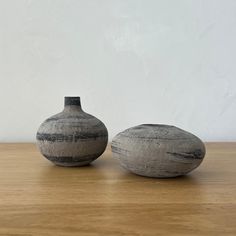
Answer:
111, 124, 206, 178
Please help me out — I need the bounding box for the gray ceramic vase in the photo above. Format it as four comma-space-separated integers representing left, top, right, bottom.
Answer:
36, 97, 108, 167
111, 124, 206, 178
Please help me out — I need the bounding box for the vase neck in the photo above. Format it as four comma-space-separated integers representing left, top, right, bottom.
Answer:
63, 97, 82, 112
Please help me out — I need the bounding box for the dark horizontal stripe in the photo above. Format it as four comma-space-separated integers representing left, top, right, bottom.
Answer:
37, 132, 108, 142
166, 149, 204, 159
44, 154, 99, 163
45, 116, 97, 122
111, 145, 130, 156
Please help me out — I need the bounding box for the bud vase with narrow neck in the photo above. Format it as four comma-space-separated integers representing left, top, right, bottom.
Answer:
36, 97, 108, 167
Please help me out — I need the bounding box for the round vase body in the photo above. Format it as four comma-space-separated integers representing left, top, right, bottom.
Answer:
111, 124, 206, 178
36, 97, 108, 166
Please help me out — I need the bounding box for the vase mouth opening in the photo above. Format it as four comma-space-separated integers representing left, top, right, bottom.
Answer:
64, 96, 81, 106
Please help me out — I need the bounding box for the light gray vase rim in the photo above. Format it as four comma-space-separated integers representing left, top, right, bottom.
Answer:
140, 124, 174, 127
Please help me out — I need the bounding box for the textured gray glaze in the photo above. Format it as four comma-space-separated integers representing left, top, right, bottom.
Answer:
36, 97, 108, 167
111, 124, 206, 178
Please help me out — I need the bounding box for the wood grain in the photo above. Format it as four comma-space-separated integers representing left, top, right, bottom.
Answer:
0, 143, 235, 235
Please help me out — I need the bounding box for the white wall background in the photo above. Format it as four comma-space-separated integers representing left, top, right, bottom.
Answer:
0, 0, 236, 142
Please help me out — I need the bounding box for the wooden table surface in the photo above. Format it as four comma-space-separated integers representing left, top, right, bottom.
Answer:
0, 143, 235, 236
